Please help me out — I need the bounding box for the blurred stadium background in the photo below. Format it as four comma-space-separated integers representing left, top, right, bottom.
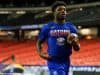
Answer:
0, 0, 100, 75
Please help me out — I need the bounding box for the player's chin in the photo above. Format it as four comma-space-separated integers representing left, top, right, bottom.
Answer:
61, 15, 66, 19
59, 16, 66, 20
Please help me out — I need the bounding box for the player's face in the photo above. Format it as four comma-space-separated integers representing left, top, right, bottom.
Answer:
54, 5, 67, 20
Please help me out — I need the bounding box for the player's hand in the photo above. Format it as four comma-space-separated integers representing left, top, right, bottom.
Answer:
67, 33, 80, 51
39, 52, 51, 60
67, 33, 78, 44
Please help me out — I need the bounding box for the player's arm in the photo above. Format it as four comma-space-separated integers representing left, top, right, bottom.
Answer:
37, 39, 51, 60
71, 36, 80, 51
67, 23, 80, 51
37, 24, 51, 60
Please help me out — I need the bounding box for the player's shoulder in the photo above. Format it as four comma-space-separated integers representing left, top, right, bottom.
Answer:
65, 22, 75, 27
43, 21, 54, 28
65, 22, 77, 30
42, 23, 49, 29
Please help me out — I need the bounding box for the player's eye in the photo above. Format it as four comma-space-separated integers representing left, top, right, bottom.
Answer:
57, 8, 66, 11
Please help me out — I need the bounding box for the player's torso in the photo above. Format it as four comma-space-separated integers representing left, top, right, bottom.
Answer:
47, 22, 72, 57
49, 23, 69, 45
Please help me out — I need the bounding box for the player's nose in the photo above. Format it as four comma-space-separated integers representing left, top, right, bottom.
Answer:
61, 11, 67, 15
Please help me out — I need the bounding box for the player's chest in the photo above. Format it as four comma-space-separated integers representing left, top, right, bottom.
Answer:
49, 25, 70, 37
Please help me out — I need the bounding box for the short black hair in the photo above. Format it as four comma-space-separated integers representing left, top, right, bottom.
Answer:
51, 1, 66, 12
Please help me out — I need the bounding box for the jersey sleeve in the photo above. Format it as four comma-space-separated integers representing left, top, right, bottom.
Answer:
69, 23, 78, 34
38, 24, 48, 41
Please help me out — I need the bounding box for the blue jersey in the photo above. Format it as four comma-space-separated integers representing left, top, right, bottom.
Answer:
38, 21, 77, 59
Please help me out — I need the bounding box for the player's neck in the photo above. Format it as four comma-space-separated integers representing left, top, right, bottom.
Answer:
54, 19, 65, 24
